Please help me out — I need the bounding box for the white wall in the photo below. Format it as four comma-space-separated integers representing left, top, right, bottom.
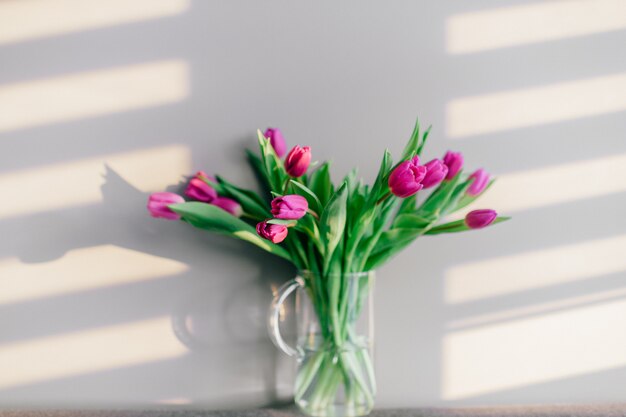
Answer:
1, 0, 626, 408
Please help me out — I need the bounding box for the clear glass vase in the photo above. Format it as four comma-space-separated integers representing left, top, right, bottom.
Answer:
268, 271, 375, 417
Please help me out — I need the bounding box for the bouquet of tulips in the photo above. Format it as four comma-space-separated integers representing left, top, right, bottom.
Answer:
147, 118, 508, 414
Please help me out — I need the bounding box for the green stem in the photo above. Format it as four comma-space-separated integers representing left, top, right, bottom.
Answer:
307, 208, 320, 220
295, 350, 327, 401
376, 191, 391, 205
282, 177, 291, 195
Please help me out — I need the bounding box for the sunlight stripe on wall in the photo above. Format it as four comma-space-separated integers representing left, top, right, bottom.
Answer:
445, 235, 626, 304
454, 153, 626, 214
446, 0, 626, 54
443, 296, 626, 399
0, 144, 191, 219
0, 0, 189, 45
0, 245, 188, 305
0, 60, 189, 132
446, 73, 626, 138
448, 287, 626, 330
0, 317, 187, 389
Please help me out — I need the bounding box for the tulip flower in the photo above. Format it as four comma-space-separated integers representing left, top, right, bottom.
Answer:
388, 156, 427, 198
465, 209, 497, 229
285, 145, 311, 177
271, 195, 308, 220
467, 168, 490, 196
185, 177, 217, 202
421, 159, 448, 189
147, 192, 185, 220
256, 220, 288, 243
443, 151, 463, 180
195, 171, 217, 183
212, 197, 243, 217
264, 127, 287, 157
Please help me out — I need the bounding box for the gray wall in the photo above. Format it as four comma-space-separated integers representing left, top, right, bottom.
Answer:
1, 0, 626, 408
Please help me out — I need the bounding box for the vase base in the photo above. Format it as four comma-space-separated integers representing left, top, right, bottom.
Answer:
297, 401, 373, 417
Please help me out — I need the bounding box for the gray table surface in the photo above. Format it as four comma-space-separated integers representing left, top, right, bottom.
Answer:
1, 406, 626, 417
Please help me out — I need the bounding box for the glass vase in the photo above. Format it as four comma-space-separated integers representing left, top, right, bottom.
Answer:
268, 270, 375, 417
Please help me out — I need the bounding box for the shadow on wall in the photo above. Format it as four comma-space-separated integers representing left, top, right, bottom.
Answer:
0, 0, 300, 408
0, 0, 626, 409
0, 165, 295, 407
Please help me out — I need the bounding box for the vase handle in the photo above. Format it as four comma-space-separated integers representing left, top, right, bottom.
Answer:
268, 277, 303, 357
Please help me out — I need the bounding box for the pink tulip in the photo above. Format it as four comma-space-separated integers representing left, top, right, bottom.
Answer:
421, 159, 448, 189
271, 195, 308, 220
212, 197, 243, 217
264, 128, 287, 157
285, 146, 311, 177
185, 177, 217, 202
147, 192, 185, 220
443, 151, 463, 180
388, 156, 427, 198
467, 168, 490, 196
256, 221, 288, 243
465, 209, 497, 229
195, 171, 217, 183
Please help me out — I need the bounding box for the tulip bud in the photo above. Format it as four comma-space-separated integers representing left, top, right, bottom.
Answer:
465, 209, 497, 229
185, 177, 217, 202
388, 156, 427, 198
195, 171, 217, 183
256, 220, 288, 243
271, 195, 308, 220
264, 128, 287, 157
211, 197, 243, 217
147, 192, 185, 220
421, 159, 448, 189
467, 168, 490, 196
285, 145, 311, 177
443, 151, 463, 180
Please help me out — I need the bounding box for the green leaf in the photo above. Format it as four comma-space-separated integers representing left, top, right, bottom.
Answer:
289, 180, 323, 214
392, 213, 435, 229
364, 249, 388, 271
347, 183, 367, 231
417, 173, 463, 217
369, 228, 423, 256
320, 182, 348, 270
309, 162, 333, 207
400, 117, 420, 161
416, 125, 432, 156
354, 199, 397, 271
364, 207, 437, 271
375, 197, 399, 229
284, 233, 307, 268
452, 178, 497, 212
368, 149, 393, 203
364, 239, 411, 271
169, 202, 292, 262
343, 168, 359, 194
397, 194, 416, 216
267, 218, 297, 226
425, 216, 511, 235
296, 214, 323, 248
364, 225, 425, 270
440, 177, 472, 215
257, 130, 287, 191
246, 149, 272, 201
343, 168, 363, 230
215, 175, 270, 220
345, 195, 395, 272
